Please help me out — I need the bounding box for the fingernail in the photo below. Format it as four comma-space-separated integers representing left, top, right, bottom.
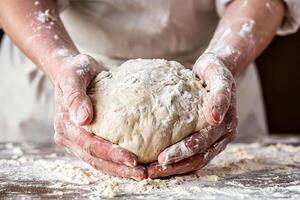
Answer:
212, 95, 228, 123
124, 160, 137, 167
76, 105, 89, 124
212, 107, 222, 123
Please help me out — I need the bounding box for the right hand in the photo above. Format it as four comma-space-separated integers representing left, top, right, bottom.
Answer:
147, 53, 238, 179
53, 54, 146, 181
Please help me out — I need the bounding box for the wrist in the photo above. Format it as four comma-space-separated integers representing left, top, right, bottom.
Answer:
47, 52, 101, 86
44, 48, 80, 83
194, 52, 236, 79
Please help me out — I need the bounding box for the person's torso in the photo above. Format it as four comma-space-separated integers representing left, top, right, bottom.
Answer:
0, 0, 268, 142
60, 0, 219, 66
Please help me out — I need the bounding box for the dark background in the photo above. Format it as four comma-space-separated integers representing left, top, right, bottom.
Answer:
256, 31, 300, 133
0, 30, 299, 133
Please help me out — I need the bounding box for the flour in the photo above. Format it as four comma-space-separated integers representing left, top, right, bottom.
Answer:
77, 54, 91, 67
202, 17, 257, 75
239, 20, 255, 38
52, 48, 75, 58
194, 52, 233, 105
101, 182, 120, 198
1, 142, 300, 199
4, 143, 23, 156
36, 9, 52, 23
159, 141, 193, 165
51, 50, 93, 76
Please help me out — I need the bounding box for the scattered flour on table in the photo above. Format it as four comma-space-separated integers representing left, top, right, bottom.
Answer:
1, 143, 300, 198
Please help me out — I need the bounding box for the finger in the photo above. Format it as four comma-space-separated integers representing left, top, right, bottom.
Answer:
158, 102, 237, 165
56, 56, 98, 126
194, 53, 234, 125
148, 131, 236, 179
158, 84, 238, 165
54, 95, 139, 167
148, 154, 207, 179
55, 78, 92, 126
158, 125, 221, 165
57, 134, 146, 181
58, 80, 94, 126
61, 119, 138, 167
204, 66, 234, 125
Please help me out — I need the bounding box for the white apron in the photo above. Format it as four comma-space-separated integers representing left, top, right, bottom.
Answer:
0, 0, 270, 142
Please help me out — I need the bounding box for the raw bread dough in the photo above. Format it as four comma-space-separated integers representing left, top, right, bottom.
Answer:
85, 59, 208, 164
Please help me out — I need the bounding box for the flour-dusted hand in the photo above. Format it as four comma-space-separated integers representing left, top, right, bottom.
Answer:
149, 0, 286, 177
0, 0, 146, 180
147, 53, 238, 179
148, 104, 237, 179
53, 54, 100, 126
53, 54, 146, 181
193, 52, 235, 126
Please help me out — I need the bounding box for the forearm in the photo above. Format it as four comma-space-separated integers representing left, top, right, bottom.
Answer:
201, 0, 284, 77
0, 0, 79, 82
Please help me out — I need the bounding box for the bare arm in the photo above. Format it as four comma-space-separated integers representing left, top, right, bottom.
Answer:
201, 0, 285, 77
0, 0, 78, 81
193, 0, 285, 125
148, 0, 285, 179
0, 0, 146, 180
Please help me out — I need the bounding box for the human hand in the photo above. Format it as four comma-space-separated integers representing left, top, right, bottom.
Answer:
53, 54, 146, 180
147, 53, 238, 178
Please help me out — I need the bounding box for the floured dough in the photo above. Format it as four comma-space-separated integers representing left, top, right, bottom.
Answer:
85, 59, 208, 164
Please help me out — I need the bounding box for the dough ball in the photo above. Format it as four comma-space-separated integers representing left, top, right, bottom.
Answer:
85, 59, 209, 164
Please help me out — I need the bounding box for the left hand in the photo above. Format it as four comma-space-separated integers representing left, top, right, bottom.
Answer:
53, 54, 146, 181
147, 53, 238, 179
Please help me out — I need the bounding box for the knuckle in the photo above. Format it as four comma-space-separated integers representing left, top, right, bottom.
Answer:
86, 157, 99, 169
79, 135, 97, 156
57, 78, 86, 107
83, 142, 93, 155
72, 54, 101, 77
65, 90, 82, 106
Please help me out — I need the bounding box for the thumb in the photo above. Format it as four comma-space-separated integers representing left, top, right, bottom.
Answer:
54, 54, 103, 126
58, 75, 94, 126
68, 91, 93, 126
194, 53, 234, 125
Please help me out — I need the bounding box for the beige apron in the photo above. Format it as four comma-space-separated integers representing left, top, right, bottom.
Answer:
0, 0, 269, 142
